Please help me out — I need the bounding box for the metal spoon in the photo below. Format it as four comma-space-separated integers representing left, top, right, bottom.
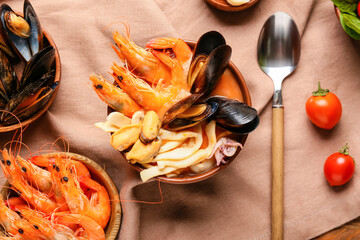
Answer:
257, 12, 301, 240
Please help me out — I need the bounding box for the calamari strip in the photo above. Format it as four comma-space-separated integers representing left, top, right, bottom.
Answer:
156, 121, 216, 170
158, 140, 186, 153
140, 165, 177, 182
159, 129, 198, 141
154, 125, 202, 163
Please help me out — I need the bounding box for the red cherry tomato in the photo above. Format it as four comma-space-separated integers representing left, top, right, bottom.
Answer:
324, 143, 355, 186
305, 82, 342, 129
358, 2, 360, 17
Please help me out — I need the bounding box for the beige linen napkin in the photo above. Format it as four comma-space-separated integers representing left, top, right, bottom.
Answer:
1, 0, 360, 239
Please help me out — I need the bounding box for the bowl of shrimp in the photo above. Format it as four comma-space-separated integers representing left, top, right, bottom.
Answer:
90, 27, 259, 184
0, 150, 121, 240
0, 0, 61, 133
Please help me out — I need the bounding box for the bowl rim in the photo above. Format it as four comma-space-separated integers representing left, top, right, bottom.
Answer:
0, 29, 61, 133
0, 152, 121, 240
112, 40, 252, 184
204, 0, 260, 12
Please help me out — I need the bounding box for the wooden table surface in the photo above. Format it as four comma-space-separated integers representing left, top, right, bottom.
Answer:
313, 217, 360, 239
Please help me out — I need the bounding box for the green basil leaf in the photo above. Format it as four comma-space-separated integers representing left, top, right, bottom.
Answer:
340, 13, 360, 40
332, 0, 358, 15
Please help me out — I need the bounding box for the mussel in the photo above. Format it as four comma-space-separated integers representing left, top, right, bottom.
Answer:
163, 101, 218, 131
206, 96, 260, 134
0, 49, 19, 101
0, 46, 56, 125
0, 0, 42, 61
189, 44, 231, 100
191, 31, 226, 61
162, 31, 232, 126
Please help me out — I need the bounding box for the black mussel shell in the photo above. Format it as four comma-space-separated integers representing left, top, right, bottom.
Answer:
0, 49, 19, 100
190, 45, 231, 101
206, 96, 259, 134
0, 97, 5, 109
1, 71, 53, 121
161, 93, 202, 127
164, 101, 218, 131
24, 0, 42, 56
192, 31, 226, 61
3, 81, 57, 125
0, 4, 31, 61
21, 46, 55, 86
217, 116, 260, 134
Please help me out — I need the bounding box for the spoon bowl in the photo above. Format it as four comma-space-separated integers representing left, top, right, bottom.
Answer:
257, 11, 300, 240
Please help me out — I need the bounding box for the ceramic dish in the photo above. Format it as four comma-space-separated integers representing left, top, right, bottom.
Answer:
1, 152, 121, 239
204, 0, 259, 12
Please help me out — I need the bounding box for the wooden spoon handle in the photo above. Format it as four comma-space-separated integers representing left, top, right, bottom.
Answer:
271, 107, 284, 240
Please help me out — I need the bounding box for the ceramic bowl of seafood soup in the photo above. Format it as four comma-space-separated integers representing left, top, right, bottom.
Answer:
0, 29, 61, 133
204, 0, 259, 12
0, 152, 121, 240
113, 40, 253, 184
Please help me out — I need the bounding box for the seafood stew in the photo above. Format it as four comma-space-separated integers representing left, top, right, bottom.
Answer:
0, 0, 60, 132
91, 27, 259, 183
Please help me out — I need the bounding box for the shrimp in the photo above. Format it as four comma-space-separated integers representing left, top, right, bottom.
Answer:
52, 156, 110, 229
29, 155, 91, 179
89, 74, 142, 117
0, 195, 44, 240
111, 63, 190, 118
145, 37, 192, 66
77, 176, 110, 230
112, 30, 172, 85
54, 213, 105, 240
1, 149, 58, 215
18, 207, 75, 240
14, 155, 52, 194
0, 195, 21, 236
4, 197, 27, 212
12, 219, 47, 240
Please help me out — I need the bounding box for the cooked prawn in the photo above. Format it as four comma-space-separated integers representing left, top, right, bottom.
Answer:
89, 74, 142, 117
145, 37, 192, 66
0, 195, 21, 236
111, 63, 190, 118
15, 155, 52, 194
1, 149, 58, 215
54, 213, 105, 240
52, 155, 110, 229
112, 30, 172, 85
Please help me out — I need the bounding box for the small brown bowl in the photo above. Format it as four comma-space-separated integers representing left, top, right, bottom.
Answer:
204, 0, 259, 12
0, 152, 121, 239
111, 41, 252, 184
0, 29, 61, 133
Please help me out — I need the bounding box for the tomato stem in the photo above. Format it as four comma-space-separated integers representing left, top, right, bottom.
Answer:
339, 142, 350, 155
312, 82, 329, 97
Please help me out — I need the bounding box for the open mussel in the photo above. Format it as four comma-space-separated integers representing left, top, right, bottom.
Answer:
189, 45, 231, 101
0, 0, 42, 61
21, 45, 55, 86
3, 81, 58, 125
161, 93, 202, 126
0, 49, 19, 101
0, 46, 56, 124
23, 0, 42, 56
191, 31, 226, 61
206, 96, 259, 134
162, 31, 232, 126
164, 101, 218, 131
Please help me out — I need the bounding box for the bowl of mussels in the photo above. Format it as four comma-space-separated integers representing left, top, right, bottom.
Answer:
0, 0, 60, 132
